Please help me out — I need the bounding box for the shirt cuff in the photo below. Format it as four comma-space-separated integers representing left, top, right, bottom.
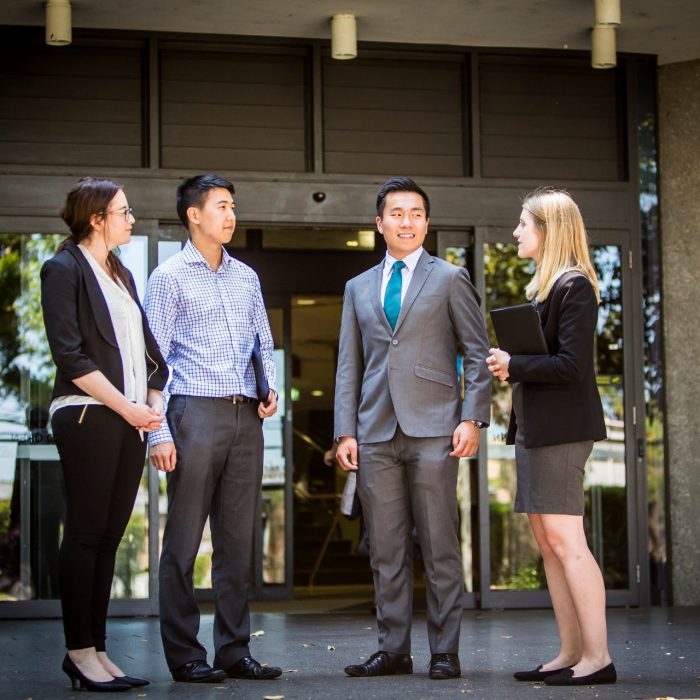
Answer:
148, 423, 172, 447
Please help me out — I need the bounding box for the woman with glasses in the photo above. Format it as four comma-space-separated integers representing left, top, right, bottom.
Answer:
41, 177, 168, 692
486, 188, 615, 686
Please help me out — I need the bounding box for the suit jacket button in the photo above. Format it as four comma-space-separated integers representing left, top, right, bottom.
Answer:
392, 339, 399, 345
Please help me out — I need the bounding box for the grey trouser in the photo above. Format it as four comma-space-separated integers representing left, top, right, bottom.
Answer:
158, 395, 263, 671
358, 426, 464, 655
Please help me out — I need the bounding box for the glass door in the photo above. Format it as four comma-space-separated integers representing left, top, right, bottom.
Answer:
475, 227, 640, 607
252, 301, 293, 599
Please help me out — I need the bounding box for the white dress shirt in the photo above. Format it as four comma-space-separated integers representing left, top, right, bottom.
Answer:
380, 246, 425, 305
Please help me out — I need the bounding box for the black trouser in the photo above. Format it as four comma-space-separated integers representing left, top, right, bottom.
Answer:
51, 404, 146, 650
158, 396, 263, 672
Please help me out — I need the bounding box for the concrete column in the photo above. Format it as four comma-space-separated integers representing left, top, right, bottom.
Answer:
658, 59, 700, 605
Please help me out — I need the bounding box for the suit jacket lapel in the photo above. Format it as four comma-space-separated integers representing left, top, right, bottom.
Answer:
66, 242, 120, 349
369, 261, 393, 334
393, 250, 434, 334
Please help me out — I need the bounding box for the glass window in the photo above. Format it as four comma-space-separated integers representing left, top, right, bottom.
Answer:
0, 233, 63, 601
483, 240, 629, 591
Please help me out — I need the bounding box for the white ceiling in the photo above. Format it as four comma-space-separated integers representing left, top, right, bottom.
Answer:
2, 0, 699, 65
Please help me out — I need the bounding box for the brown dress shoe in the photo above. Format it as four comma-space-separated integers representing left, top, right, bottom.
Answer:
345, 651, 413, 677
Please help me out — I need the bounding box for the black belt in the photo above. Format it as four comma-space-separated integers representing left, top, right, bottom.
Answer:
220, 394, 256, 404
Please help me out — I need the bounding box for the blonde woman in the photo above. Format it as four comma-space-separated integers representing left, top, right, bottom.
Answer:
486, 188, 615, 686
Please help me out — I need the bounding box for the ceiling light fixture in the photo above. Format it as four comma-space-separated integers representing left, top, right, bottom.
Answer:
591, 24, 617, 69
331, 14, 357, 60
46, 0, 72, 46
594, 0, 621, 26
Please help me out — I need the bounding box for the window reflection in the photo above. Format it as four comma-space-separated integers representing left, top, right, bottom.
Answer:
0, 233, 152, 602
483, 241, 629, 591
0, 234, 63, 601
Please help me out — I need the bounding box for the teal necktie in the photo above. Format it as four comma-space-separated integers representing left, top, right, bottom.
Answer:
383, 260, 406, 330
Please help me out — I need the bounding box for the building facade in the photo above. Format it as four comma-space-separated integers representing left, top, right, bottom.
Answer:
0, 7, 698, 616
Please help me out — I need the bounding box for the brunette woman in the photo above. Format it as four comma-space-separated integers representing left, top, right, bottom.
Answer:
486, 187, 615, 686
41, 177, 168, 692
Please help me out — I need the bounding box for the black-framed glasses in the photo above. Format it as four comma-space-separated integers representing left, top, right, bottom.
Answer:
106, 205, 134, 221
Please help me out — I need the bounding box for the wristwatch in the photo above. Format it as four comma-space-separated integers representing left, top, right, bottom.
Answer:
470, 420, 487, 430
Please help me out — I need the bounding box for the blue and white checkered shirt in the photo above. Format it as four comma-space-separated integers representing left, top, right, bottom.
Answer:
144, 239, 276, 446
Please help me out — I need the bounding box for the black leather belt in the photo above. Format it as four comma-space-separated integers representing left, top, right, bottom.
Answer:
220, 394, 255, 404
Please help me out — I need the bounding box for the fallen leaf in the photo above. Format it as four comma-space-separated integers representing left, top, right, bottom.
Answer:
251, 630, 265, 637
264, 696, 284, 700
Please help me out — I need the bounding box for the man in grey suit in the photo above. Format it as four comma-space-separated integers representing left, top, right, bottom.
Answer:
334, 177, 491, 680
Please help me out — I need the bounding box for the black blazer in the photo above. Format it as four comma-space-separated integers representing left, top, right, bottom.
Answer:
41, 241, 168, 401
506, 271, 607, 448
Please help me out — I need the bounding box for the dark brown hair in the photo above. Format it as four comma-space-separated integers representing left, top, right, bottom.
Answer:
58, 177, 131, 288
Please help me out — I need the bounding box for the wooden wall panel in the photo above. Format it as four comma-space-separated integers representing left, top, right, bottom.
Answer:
0, 44, 143, 168
479, 56, 623, 181
323, 57, 467, 177
160, 50, 308, 172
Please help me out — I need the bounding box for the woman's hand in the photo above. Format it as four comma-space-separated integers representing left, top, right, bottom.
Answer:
487, 347, 511, 381
124, 402, 163, 432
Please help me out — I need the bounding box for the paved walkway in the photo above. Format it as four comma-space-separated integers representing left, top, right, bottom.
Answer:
2, 606, 699, 699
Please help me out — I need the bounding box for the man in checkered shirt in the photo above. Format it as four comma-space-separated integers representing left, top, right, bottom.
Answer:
144, 174, 282, 685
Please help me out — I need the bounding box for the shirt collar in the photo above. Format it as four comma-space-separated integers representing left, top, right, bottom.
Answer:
182, 239, 234, 269
384, 246, 424, 274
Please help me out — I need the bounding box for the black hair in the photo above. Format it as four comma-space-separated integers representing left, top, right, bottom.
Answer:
376, 176, 430, 219
176, 174, 235, 230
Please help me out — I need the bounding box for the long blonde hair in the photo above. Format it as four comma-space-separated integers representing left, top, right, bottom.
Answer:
523, 187, 600, 303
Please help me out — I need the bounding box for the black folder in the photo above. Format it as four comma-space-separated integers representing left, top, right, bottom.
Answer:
251, 333, 271, 404
490, 303, 548, 355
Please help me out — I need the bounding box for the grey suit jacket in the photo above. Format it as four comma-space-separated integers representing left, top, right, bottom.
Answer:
334, 250, 492, 444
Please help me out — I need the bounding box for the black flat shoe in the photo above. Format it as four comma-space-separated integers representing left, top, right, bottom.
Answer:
514, 664, 572, 681
171, 660, 227, 683
62, 655, 131, 692
345, 651, 413, 677
429, 653, 461, 679
114, 674, 150, 687
225, 656, 282, 680
544, 662, 617, 686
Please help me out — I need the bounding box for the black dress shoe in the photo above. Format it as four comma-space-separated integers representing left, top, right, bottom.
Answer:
429, 653, 461, 679
171, 660, 227, 683
514, 664, 572, 681
345, 651, 413, 677
225, 656, 282, 680
545, 662, 617, 686
114, 674, 150, 687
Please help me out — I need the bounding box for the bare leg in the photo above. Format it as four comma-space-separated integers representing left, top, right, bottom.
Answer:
540, 514, 612, 677
96, 651, 125, 677
69, 647, 114, 682
528, 513, 582, 670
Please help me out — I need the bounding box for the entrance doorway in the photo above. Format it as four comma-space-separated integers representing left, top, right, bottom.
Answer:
234, 224, 644, 607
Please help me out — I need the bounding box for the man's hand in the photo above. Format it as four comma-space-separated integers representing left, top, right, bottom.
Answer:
258, 390, 278, 419
450, 421, 480, 458
150, 441, 177, 472
336, 436, 359, 472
